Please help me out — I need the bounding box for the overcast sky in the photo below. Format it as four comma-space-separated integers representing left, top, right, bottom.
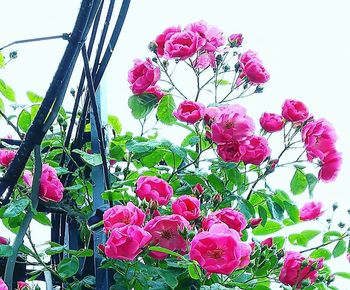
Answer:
1, 0, 350, 287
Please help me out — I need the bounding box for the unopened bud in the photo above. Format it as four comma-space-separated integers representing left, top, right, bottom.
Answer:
332, 203, 338, 211
338, 222, 345, 229
148, 41, 157, 53
213, 194, 222, 204
250, 218, 262, 228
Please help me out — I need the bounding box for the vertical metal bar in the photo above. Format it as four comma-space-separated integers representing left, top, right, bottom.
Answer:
90, 79, 111, 288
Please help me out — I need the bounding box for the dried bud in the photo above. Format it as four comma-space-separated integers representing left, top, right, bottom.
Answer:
338, 222, 345, 229
332, 203, 338, 211
148, 41, 157, 53
213, 193, 222, 204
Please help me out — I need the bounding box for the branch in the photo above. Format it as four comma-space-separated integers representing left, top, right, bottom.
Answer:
0, 110, 24, 139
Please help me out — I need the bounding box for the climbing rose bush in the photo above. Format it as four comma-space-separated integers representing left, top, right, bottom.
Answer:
0, 19, 348, 290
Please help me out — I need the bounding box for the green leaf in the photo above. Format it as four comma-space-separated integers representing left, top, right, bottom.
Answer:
310, 249, 332, 260
333, 272, 350, 279
0, 52, 4, 68
288, 230, 320, 247
157, 94, 176, 125
156, 269, 178, 289
3, 198, 30, 218
18, 110, 32, 132
57, 256, 79, 279
216, 79, 230, 86
33, 212, 52, 226
284, 201, 300, 223
290, 169, 308, 195
0, 244, 13, 257
0, 79, 16, 102
108, 115, 122, 134
266, 198, 284, 221
306, 173, 318, 198
333, 240, 346, 258
72, 149, 102, 166
46, 245, 67, 256
188, 263, 201, 280
239, 199, 255, 219
258, 205, 268, 226
207, 174, 225, 192
323, 231, 342, 243
252, 220, 282, 236
128, 93, 158, 119
149, 246, 185, 260
27, 91, 44, 103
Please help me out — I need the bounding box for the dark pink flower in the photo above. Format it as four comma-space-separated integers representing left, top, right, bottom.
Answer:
172, 195, 200, 221
318, 151, 342, 182
243, 59, 270, 84
0, 236, 9, 245
0, 149, 16, 167
17, 282, 30, 290
128, 58, 160, 94
282, 99, 309, 122
155, 26, 181, 57
189, 223, 249, 275
238, 242, 252, 268
260, 113, 285, 132
239, 50, 261, 66
173, 101, 204, 124
300, 201, 323, 221
144, 85, 165, 100
105, 225, 151, 261
279, 251, 323, 289
261, 237, 273, 248
103, 202, 146, 232
164, 31, 199, 60
0, 279, 8, 290
228, 33, 243, 47
135, 176, 173, 206
202, 208, 247, 234
144, 214, 190, 259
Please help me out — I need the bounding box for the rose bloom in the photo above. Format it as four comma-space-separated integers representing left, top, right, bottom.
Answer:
238, 242, 252, 268
135, 176, 173, 206
164, 31, 199, 60
128, 58, 160, 94
239, 50, 261, 66
189, 223, 250, 275
103, 202, 146, 232
300, 201, 323, 221
17, 282, 30, 290
302, 119, 337, 161
259, 113, 285, 132
210, 104, 255, 143
105, 225, 151, 261
144, 85, 165, 100
203, 106, 221, 126
185, 21, 225, 52
261, 237, 273, 248
144, 214, 190, 259
228, 33, 243, 47
318, 150, 342, 182
0, 149, 16, 167
0, 236, 9, 245
202, 208, 247, 234
155, 26, 181, 57
217, 136, 270, 165
194, 52, 216, 69
279, 251, 323, 289
282, 99, 309, 122
172, 195, 200, 221
173, 101, 204, 124
23, 164, 64, 202
243, 59, 270, 84
0, 279, 8, 290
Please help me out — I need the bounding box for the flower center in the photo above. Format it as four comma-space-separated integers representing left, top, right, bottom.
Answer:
225, 121, 234, 129
207, 248, 224, 259
161, 230, 174, 240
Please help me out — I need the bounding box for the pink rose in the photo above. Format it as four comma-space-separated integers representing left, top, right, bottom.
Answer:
259, 113, 285, 132
0, 149, 16, 167
210, 104, 255, 143
300, 201, 323, 221
128, 58, 160, 94
103, 202, 146, 232
261, 237, 273, 248
279, 251, 323, 289
173, 101, 204, 124
203, 106, 221, 126
302, 119, 337, 161
185, 21, 224, 52
282, 99, 309, 122
238, 242, 252, 268
23, 164, 64, 202
155, 26, 181, 57
318, 150, 342, 182
239, 50, 261, 66
189, 223, 249, 275
144, 85, 165, 100
172, 195, 200, 221
217, 141, 241, 163
243, 59, 270, 84
0, 279, 8, 290
0, 236, 9, 245
164, 31, 199, 60
202, 208, 247, 234
17, 282, 30, 290
144, 214, 190, 259
135, 176, 173, 206
194, 52, 216, 69
228, 33, 243, 47
105, 225, 151, 261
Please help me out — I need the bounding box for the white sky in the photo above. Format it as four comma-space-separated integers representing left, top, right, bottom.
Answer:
1, 0, 350, 288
